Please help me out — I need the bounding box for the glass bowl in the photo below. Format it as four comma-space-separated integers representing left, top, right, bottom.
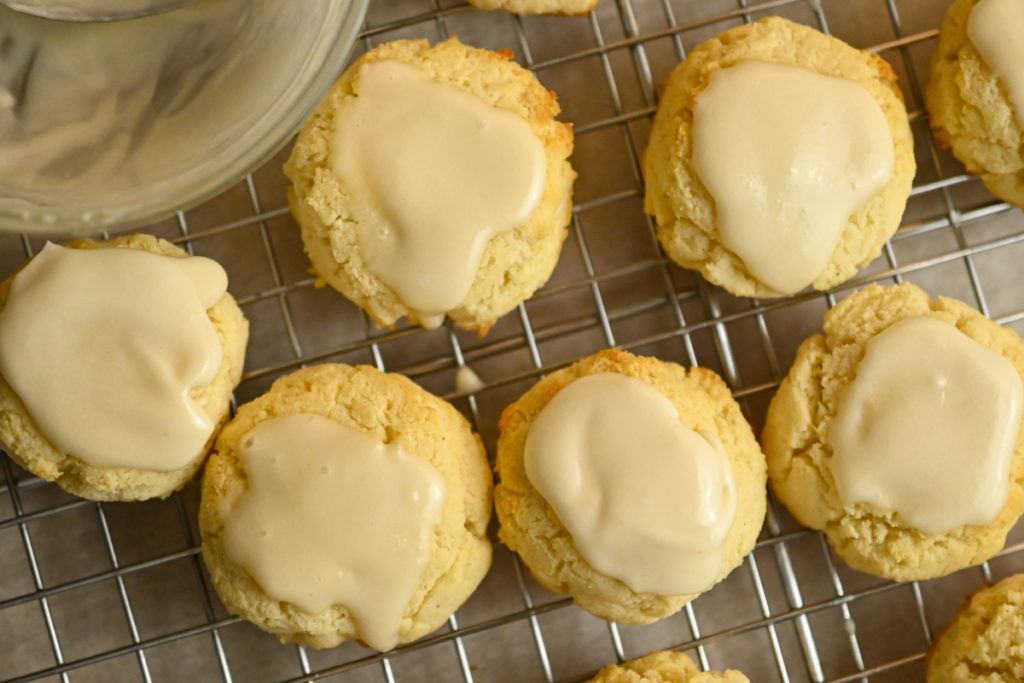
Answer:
0, 0, 367, 235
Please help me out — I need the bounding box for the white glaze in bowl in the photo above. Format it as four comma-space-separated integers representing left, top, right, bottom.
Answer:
0, 0, 366, 234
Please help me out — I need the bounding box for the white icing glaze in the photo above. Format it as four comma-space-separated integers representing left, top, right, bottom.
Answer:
221, 413, 446, 652
691, 60, 895, 295
967, 0, 1024, 129
330, 59, 547, 326
0, 242, 226, 471
830, 316, 1024, 534
524, 372, 737, 595
455, 365, 486, 394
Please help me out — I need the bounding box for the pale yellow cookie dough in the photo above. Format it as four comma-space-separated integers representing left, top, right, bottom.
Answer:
764, 283, 1024, 581
494, 349, 767, 624
643, 16, 915, 298
199, 363, 493, 649
465, 0, 597, 17
927, 573, 1024, 682
927, 0, 1024, 208
0, 234, 248, 502
284, 37, 575, 334
590, 650, 750, 683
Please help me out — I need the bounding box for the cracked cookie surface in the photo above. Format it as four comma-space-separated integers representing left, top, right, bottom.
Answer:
763, 283, 1024, 580
926, 0, 1024, 208
590, 650, 749, 682
927, 573, 1024, 682
200, 363, 493, 648
643, 16, 914, 298
284, 37, 575, 333
0, 234, 248, 501
494, 349, 766, 623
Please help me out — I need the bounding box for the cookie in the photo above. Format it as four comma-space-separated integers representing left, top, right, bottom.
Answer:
590, 650, 749, 683
199, 363, 493, 650
465, 0, 597, 17
284, 37, 575, 333
644, 16, 914, 298
927, 573, 1024, 682
926, 0, 1024, 207
764, 282, 1024, 580
494, 349, 766, 624
0, 234, 248, 501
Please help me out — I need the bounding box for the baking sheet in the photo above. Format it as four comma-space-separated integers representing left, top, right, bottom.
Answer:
3, 0, 1024, 681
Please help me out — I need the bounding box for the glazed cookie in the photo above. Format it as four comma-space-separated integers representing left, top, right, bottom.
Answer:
494, 349, 767, 624
0, 234, 248, 501
764, 283, 1024, 580
284, 37, 575, 333
927, 573, 1024, 682
199, 363, 493, 650
644, 17, 915, 298
591, 650, 749, 683
465, 0, 597, 17
927, 0, 1024, 207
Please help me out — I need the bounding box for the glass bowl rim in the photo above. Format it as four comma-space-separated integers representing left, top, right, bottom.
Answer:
0, 0, 369, 236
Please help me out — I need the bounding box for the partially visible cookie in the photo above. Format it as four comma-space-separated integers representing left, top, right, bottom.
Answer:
927, 0, 1024, 207
285, 37, 575, 333
644, 16, 914, 298
764, 283, 1024, 580
200, 363, 493, 650
591, 650, 749, 683
927, 574, 1024, 682
0, 233, 248, 501
494, 349, 766, 624
465, 0, 597, 17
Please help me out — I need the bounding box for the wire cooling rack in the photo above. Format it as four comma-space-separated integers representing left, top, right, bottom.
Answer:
3, 0, 1024, 681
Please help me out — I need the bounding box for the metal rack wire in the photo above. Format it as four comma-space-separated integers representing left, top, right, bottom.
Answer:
3, 0, 1024, 681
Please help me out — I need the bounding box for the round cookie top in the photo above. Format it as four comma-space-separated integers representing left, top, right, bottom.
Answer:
643, 16, 915, 298
284, 37, 575, 333
927, 0, 1024, 207
199, 363, 493, 649
590, 650, 750, 683
763, 282, 1024, 580
0, 233, 248, 502
927, 573, 1024, 682
494, 349, 767, 624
